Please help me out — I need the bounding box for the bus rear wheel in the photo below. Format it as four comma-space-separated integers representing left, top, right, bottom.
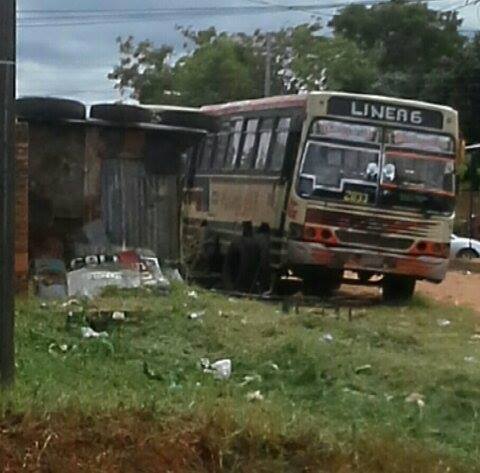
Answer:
382, 275, 416, 304
222, 238, 261, 293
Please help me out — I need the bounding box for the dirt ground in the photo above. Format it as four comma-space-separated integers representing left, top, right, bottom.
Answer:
340, 270, 480, 313
417, 271, 480, 313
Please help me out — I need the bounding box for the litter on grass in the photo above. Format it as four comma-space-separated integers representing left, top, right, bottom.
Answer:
188, 311, 205, 321
246, 390, 264, 402
201, 358, 232, 380
322, 333, 334, 343
81, 326, 109, 339
355, 364, 372, 374
405, 392, 425, 408
437, 319, 451, 327
112, 311, 126, 321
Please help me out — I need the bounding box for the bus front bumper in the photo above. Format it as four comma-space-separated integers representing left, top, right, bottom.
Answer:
287, 240, 448, 282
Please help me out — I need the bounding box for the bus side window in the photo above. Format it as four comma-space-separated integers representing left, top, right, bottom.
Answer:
269, 117, 291, 172
225, 119, 243, 170
239, 118, 259, 170
255, 118, 274, 170
212, 129, 229, 170
200, 133, 215, 171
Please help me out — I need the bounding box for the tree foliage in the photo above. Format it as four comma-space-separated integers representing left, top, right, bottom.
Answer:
109, 0, 480, 142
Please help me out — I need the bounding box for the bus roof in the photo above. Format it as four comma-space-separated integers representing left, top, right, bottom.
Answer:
201, 94, 307, 116
308, 91, 457, 115
200, 91, 456, 117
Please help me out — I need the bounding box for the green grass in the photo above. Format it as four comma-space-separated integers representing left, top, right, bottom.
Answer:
2, 284, 480, 471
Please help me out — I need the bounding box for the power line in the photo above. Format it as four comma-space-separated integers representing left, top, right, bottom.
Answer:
16, 1, 472, 28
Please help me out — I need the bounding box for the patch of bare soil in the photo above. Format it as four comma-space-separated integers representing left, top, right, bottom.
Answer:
417, 271, 480, 313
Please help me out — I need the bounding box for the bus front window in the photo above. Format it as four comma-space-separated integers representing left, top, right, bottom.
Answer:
297, 119, 380, 203
380, 129, 455, 214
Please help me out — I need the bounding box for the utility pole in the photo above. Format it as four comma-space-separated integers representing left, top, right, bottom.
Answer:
264, 32, 272, 97
0, 0, 16, 387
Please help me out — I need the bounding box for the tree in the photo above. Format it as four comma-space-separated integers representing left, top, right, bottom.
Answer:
329, 1, 464, 99
109, 23, 380, 105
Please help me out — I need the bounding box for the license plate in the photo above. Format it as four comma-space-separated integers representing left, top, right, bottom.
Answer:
344, 190, 369, 204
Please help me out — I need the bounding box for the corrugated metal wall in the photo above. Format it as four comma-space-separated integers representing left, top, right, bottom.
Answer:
101, 159, 179, 262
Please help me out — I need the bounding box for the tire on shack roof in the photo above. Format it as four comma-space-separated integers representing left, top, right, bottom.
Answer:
16, 97, 86, 121
90, 103, 153, 124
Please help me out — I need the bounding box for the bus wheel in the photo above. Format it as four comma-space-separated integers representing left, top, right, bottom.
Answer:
382, 275, 416, 304
222, 238, 261, 293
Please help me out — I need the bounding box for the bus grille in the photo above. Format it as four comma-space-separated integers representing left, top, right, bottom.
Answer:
306, 208, 434, 238
335, 230, 414, 251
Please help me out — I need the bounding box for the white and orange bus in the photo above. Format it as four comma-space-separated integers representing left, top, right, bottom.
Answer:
182, 92, 460, 301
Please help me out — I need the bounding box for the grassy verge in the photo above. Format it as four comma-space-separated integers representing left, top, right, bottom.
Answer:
1, 284, 480, 471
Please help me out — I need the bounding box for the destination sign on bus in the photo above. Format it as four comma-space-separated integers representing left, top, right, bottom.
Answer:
327, 97, 443, 129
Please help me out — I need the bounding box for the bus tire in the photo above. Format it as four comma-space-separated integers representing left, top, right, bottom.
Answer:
16, 97, 86, 121
382, 275, 416, 304
222, 237, 261, 293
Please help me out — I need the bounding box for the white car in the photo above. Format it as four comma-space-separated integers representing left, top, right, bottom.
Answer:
450, 234, 480, 259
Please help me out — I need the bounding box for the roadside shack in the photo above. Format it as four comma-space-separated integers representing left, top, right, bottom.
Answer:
16, 97, 211, 271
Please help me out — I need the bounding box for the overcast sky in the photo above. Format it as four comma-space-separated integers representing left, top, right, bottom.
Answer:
17, 0, 480, 105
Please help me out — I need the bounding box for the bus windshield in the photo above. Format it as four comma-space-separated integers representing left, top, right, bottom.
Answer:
297, 119, 455, 214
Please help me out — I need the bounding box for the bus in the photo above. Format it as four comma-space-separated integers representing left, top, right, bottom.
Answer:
181, 92, 460, 302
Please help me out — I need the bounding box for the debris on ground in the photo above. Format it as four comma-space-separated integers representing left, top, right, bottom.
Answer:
240, 374, 262, 386
246, 390, 264, 402
66, 249, 170, 298
405, 392, 425, 408
201, 358, 232, 380
437, 319, 451, 327
188, 311, 205, 321
61, 299, 81, 308
322, 333, 334, 343
48, 343, 72, 356
163, 267, 184, 283
68, 266, 141, 299
81, 326, 109, 339
32, 259, 68, 300
471, 334, 480, 341
464, 356, 476, 363
355, 364, 372, 374
112, 311, 126, 321
187, 290, 199, 299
